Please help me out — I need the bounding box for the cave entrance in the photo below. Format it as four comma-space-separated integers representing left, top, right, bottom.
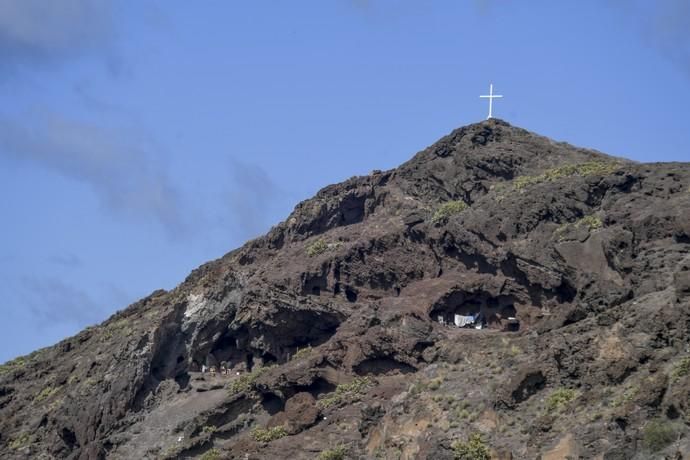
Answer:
430, 291, 520, 332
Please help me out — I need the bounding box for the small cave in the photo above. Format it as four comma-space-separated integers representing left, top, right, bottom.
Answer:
262, 352, 278, 366
666, 405, 680, 420
59, 427, 78, 450
187, 330, 267, 377
248, 307, 343, 362
430, 290, 520, 332
338, 193, 367, 226
354, 357, 416, 376
345, 286, 358, 302
510, 370, 546, 404
174, 371, 190, 388
292, 377, 337, 399
301, 272, 328, 297
261, 393, 286, 415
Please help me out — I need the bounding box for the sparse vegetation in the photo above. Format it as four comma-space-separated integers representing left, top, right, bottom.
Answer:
292, 345, 313, 360
0, 356, 28, 375
643, 419, 677, 452
514, 160, 620, 191
306, 239, 342, 257
318, 445, 347, 460
318, 377, 373, 408
671, 356, 690, 382
576, 214, 603, 231
101, 318, 134, 341
427, 377, 443, 391
201, 425, 217, 435
545, 387, 578, 413
199, 448, 221, 460
306, 239, 329, 257
34, 385, 59, 403
9, 432, 31, 450
451, 433, 491, 460
432, 200, 468, 224
227, 365, 271, 396
251, 425, 288, 443
410, 376, 445, 395
555, 214, 603, 241
610, 385, 637, 408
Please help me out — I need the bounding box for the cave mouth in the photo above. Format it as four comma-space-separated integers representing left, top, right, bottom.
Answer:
354, 357, 416, 376
292, 377, 336, 399
430, 290, 520, 331
261, 393, 285, 415
191, 307, 345, 374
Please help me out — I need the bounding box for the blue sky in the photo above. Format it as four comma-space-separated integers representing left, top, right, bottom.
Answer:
1, 0, 689, 362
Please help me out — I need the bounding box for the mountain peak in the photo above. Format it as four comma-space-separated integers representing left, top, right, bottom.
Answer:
2, 124, 689, 459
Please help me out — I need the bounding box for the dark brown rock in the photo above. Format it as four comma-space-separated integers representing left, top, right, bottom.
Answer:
2, 119, 690, 459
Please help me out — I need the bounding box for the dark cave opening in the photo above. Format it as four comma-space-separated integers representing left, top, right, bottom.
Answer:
345, 286, 358, 302
292, 377, 337, 399
354, 357, 416, 376
261, 393, 285, 415
430, 290, 520, 331
262, 352, 278, 366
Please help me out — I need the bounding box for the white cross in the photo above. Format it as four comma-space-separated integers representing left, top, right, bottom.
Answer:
479, 83, 503, 119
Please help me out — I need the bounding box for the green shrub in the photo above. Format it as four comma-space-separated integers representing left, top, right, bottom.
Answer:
306, 239, 329, 257
514, 161, 620, 191
575, 215, 602, 231
227, 366, 270, 396
545, 388, 578, 413
0, 356, 27, 375
610, 385, 637, 408
34, 386, 59, 403
643, 419, 677, 452
318, 377, 373, 408
201, 425, 217, 435
318, 445, 347, 460
199, 448, 221, 460
427, 377, 443, 391
432, 200, 468, 224
251, 425, 288, 443
292, 345, 313, 360
554, 214, 603, 241
9, 432, 31, 450
451, 433, 491, 460
671, 356, 690, 382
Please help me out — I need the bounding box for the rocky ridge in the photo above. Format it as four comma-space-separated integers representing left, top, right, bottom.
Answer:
1, 119, 689, 459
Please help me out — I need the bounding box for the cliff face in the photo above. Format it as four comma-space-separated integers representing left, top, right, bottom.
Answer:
2, 119, 690, 460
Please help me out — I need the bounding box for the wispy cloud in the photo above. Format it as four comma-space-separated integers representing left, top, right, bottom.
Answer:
19, 275, 106, 326
610, 0, 690, 79
0, 0, 119, 73
0, 111, 188, 235
646, 0, 690, 78
47, 253, 83, 269
225, 159, 283, 241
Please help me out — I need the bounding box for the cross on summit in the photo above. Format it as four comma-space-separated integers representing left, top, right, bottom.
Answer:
480, 83, 503, 119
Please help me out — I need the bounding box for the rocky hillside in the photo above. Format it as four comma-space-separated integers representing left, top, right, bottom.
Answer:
1, 119, 690, 460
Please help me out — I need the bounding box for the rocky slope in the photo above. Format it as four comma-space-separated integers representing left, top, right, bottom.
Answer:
1, 119, 690, 460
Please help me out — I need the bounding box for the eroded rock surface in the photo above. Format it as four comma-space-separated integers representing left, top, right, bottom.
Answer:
1, 119, 689, 459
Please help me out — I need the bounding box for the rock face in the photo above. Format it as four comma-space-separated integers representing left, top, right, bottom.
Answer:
1, 119, 690, 459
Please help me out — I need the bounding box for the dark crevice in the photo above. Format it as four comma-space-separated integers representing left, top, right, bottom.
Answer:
291, 377, 337, 400
354, 357, 416, 376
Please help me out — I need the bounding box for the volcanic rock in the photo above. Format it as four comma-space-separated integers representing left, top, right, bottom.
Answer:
1, 119, 689, 459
